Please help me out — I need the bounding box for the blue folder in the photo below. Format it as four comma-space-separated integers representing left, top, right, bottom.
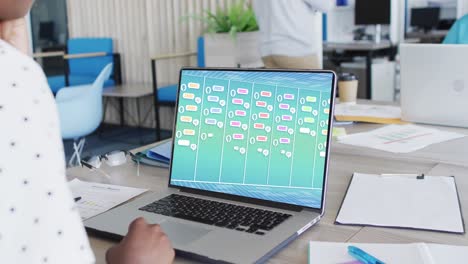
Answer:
146, 140, 172, 163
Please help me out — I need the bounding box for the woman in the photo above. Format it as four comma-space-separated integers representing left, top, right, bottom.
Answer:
0, 0, 175, 263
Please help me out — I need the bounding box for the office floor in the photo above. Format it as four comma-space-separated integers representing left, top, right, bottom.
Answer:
63, 124, 171, 165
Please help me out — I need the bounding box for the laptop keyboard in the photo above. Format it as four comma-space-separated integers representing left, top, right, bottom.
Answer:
139, 194, 292, 235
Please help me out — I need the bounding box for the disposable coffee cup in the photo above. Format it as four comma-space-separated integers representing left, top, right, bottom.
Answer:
338, 73, 358, 104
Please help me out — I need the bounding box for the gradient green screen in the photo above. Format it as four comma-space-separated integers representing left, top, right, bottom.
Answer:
170, 70, 333, 208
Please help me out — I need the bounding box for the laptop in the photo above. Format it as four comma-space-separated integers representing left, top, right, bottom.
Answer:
85, 68, 337, 263
400, 44, 468, 128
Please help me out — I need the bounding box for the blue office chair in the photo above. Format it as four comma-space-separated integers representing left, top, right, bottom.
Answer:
443, 14, 468, 44
151, 36, 206, 140
56, 63, 113, 166
48, 38, 121, 94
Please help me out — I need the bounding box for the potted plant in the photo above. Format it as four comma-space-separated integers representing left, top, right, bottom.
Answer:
189, 0, 263, 67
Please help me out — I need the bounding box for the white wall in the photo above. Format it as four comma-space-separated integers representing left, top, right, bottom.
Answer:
66, 0, 243, 128
458, 0, 468, 17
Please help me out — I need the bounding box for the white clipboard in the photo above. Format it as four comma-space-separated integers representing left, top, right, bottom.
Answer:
335, 173, 465, 234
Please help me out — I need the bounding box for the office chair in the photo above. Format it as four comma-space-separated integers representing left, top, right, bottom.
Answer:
48, 38, 122, 93
151, 36, 206, 141
56, 63, 113, 166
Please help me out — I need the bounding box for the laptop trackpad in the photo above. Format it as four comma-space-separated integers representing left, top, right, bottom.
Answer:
160, 221, 211, 246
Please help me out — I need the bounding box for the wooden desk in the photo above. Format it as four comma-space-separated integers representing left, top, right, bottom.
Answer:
406, 30, 449, 43
323, 41, 393, 52
67, 122, 468, 263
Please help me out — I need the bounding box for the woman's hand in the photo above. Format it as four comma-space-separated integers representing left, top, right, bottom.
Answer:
0, 17, 29, 54
106, 217, 175, 264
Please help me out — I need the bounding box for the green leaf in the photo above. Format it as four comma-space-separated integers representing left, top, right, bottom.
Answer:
182, 0, 258, 37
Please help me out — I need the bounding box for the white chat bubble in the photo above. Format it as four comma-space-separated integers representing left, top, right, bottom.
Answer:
178, 139, 190, 146
240, 147, 246, 155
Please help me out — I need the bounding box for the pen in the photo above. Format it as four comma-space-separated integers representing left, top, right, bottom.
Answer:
74, 197, 82, 202
348, 246, 385, 264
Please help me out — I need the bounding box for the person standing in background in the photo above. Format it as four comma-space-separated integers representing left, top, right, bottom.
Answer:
253, 0, 334, 69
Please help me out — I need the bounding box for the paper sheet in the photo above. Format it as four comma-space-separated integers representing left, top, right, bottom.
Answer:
337, 124, 465, 153
335, 173, 464, 233
334, 104, 404, 124
68, 179, 147, 220
308, 242, 468, 264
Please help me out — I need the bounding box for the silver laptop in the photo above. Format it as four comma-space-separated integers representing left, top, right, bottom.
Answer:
400, 44, 468, 127
85, 68, 337, 263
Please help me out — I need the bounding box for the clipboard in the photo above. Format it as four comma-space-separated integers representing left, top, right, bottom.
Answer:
334, 173, 465, 234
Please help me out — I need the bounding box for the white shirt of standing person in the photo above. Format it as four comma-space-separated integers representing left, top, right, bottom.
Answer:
0, 39, 95, 263
253, 0, 334, 57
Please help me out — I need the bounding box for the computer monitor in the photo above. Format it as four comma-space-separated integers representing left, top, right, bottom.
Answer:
39, 21, 55, 41
355, 0, 391, 25
410, 7, 441, 32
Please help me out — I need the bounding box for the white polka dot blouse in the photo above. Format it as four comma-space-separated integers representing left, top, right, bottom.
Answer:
0, 39, 95, 263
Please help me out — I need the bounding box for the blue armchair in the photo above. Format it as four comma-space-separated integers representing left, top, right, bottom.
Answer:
151, 36, 206, 140
48, 38, 121, 94
443, 14, 468, 44
56, 63, 113, 166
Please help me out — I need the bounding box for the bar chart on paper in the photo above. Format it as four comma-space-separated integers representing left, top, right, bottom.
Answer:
68, 179, 147, 220
338, 124, 465, 153
170, 70, 334, 208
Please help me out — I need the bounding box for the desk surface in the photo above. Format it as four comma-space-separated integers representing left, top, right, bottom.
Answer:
323, 41, 393, 51
67, 115, 468, 263
103, 83, 153, 98
406, 30, 448, 39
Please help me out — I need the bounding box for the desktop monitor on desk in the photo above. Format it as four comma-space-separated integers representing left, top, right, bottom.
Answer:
355, 0, 391, 43
410, 7, 441, 32
355, 0, 391, 26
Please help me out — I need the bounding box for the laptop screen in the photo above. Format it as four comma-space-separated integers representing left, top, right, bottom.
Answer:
169, 69, 335, 210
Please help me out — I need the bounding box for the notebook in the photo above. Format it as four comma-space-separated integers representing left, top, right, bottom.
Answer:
334, 103, 405, 124
335, 173, 465, 234
132, 140, 172, 168
308, 242, 468, 264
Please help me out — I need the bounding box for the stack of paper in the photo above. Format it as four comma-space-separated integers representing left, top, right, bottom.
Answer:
337, 124, 465, 153
69, 179, 147, 220
309, 242, 468, 264
334, 103, 405, 124
335, 173, 464, 233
